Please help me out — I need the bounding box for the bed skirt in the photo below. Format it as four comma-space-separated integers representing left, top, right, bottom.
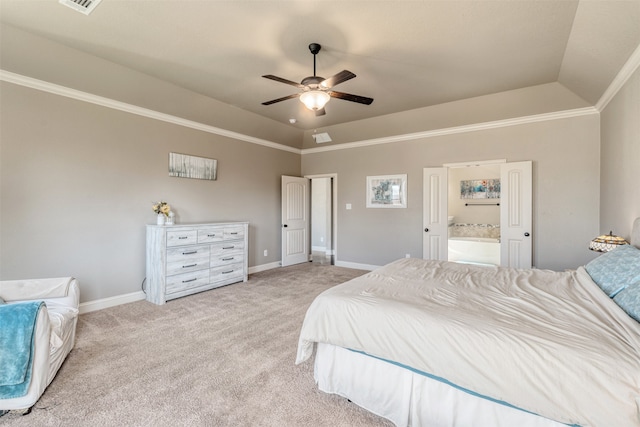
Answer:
314, 343, 569, 427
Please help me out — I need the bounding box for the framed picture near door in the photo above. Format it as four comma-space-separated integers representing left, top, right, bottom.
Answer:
366, 174, 407, 208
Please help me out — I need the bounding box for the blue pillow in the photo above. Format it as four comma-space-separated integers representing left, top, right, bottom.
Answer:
585, 245, 640, 297
613, 281, 640, 322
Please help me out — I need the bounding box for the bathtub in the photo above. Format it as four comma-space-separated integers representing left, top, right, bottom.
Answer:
448, 237, 500, 266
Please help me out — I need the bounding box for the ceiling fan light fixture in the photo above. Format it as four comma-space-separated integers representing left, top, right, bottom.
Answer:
300, 91, 330, 111
262, 42, 372, 115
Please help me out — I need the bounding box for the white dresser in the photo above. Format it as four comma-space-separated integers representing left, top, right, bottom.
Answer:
146, 222, 248, 305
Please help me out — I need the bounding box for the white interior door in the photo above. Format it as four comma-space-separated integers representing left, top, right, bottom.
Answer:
500, 161, 532, 268
281, 176, 309, 267
422, 168, 448, 260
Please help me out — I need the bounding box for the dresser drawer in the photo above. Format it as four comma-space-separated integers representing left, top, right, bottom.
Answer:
211, 252, 244, 267
224, 226, 245, 240
167, 244, 209, 262
167, 245, 209, 275
165, 269, 210, 295
166, 230, 198, 247
197, 228, 225, 243
210, 241, 245, 257
210, 263, 244, 283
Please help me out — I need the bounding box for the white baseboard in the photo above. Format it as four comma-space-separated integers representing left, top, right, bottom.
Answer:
78, 260, 317, 314
248, 261, 281, 274
79, 290, 146, 314
334, 260, 381, 271
312, 247, 335, 256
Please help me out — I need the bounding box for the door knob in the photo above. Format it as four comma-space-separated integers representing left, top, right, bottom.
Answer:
524, 232, 530, 237
283, 224, 288, 228
424, 228, 429, 232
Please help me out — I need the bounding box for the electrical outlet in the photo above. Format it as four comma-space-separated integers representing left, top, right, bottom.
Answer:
405, 253, 410, 258
264, 250, 268, 257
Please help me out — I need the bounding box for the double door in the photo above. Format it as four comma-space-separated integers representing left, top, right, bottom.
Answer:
423, 161, 532, 268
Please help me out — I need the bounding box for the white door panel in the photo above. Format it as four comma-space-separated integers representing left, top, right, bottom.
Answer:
282, 176, 309, 267
422, 168, 448, 261
500, 161, 532, 268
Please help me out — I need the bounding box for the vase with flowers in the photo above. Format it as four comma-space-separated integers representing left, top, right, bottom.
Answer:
152, 201, 171, 225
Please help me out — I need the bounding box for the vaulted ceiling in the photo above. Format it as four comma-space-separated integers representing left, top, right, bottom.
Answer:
1, 1, 639, 130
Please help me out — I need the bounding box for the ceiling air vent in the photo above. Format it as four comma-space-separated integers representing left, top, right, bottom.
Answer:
59, 0, 102, 15
312, 133, 332, 144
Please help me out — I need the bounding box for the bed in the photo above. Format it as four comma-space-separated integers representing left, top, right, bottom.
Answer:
296, 218, 640, 427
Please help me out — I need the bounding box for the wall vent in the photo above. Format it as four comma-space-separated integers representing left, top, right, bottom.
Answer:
59, 0, 102, 15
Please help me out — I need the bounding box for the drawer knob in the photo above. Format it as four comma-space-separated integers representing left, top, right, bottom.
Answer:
178, 236, 188, 240
207, 234, 217, 237
182, 264, 197, 268
223, 246, 235, 249
222, 257, 234, 261
182, 278, 197, 283
222, 270, 234, 274
182, 251, 197, 255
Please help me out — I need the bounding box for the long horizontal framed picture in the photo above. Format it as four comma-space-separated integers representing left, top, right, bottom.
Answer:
460, 178, 500, 199
366, 174, 407, 208
169, 152, 217, 181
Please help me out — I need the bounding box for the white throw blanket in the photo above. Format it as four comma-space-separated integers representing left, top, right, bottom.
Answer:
296, 258, 640, 427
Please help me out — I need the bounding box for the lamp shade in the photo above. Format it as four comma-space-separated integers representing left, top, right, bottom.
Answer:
589, 231, 629, 252
300, 90, 330, 111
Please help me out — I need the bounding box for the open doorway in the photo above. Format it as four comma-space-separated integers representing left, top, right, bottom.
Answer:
308, 175, 337, 265
447, 164, 501, 266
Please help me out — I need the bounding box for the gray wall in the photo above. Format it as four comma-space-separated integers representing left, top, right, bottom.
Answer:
600, 67, 640, 240
302, 114, 601, 271
0, 82, 300, 302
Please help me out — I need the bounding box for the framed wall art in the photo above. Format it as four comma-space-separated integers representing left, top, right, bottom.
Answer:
460, 179, 500, 199
169, 152, 217, 181
366, 174, 407, 208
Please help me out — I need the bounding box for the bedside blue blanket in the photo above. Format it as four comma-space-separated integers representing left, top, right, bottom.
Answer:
0, 301, 44, 399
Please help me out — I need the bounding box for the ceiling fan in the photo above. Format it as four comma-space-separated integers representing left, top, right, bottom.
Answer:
261, 43, 374, 116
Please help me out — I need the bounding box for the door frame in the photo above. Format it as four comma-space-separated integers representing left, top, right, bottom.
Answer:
305, 173, 338, 263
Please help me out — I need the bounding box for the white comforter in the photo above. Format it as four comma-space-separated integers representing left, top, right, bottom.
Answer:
296, 258, 640, 427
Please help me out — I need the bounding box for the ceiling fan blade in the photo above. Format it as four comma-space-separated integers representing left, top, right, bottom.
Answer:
262, 75, 305, 88
261, 93, 300, 106
321, 70, 356, 88
315, 108, 326, 117
328, 91, 374, 105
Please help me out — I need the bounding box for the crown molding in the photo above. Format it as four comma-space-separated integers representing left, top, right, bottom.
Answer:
300, 107, 599, 155
595, 43, 640, 112
0, 70, 605, 157
0, 70, 301, 155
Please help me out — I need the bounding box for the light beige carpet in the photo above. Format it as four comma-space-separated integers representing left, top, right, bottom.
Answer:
2, 263, 393, 426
